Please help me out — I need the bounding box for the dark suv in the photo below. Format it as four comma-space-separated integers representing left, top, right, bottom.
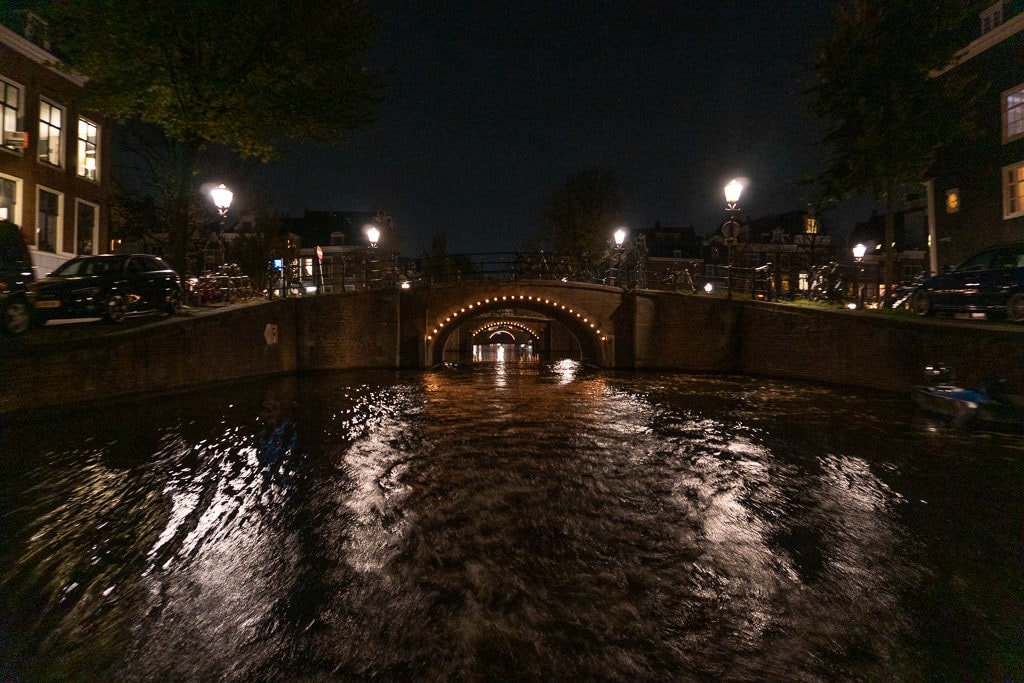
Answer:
33, 254, 182, 324
0, 220, 35, 335
911, 241, 1024, 322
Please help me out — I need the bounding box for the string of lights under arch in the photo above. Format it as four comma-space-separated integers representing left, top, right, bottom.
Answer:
425, 293, 607, 343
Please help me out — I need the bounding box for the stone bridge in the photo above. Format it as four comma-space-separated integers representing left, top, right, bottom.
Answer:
409, 280, 631, 367
297, 279, 657, 370
5, 278, 1023, 415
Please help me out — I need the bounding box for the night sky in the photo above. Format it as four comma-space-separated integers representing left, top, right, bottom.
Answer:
255, 1, 867, 255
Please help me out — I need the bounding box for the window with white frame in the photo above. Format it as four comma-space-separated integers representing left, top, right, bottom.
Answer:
1005, 161, 1024, 219
77, 118, 98, 180
37, 188, 61, 252
1, 78, 23, 152
75, 200, 97, 254
38, 99, 63, 166
1004, 84, 1024, 143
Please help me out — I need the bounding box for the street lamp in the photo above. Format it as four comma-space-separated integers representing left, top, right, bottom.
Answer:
852, 242, 867, 310
365, 224, 381, 289
614, 228, 627, 248
610, 227, 627, 287
210, 184, 233, 232
722, 179, 744, 299
724, 179, 743, 210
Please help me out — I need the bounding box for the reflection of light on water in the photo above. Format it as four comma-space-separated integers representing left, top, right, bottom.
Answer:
670, 414, 910, 657
554, 358, 578, 384
8, 369, 1011, 679
496, 345, 505, 362
134, 428, 297, 669
340, 391, 416, 576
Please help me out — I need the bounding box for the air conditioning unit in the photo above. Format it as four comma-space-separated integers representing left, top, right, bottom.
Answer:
4, 131, 28, 148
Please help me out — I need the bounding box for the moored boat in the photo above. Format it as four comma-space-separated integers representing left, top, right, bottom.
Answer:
912, 365, 1023, 430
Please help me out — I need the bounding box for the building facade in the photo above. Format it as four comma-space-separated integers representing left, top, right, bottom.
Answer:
929, 1, 1024, 267
0, 21, 111, 277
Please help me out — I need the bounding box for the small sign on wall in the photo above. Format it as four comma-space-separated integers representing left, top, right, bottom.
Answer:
264, 323, 279, 346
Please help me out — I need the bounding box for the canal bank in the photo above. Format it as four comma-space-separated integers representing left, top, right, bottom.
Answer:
1, 293, 1021, 415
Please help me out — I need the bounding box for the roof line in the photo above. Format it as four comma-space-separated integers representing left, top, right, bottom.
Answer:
0, 23, 87, 87
932, 12, 1024, 77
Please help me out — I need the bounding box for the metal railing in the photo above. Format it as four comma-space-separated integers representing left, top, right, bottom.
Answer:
303, 250, 887, 307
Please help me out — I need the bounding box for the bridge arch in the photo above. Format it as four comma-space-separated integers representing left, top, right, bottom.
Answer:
423, 288, 613, 367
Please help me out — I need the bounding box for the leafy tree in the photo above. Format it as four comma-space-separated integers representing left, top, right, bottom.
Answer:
41, 0, 384, 270
809, 0, 985, 297
538, 167, 623, 263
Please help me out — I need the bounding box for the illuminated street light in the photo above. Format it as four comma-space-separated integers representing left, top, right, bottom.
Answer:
209, 183, 233, 239
853, 243, 867, 309
722, 178, 744, 299
210, 184, 233, 218
609, 227, 628, 288
614, 227, 627, 249
366, 224, 380, 248
724, 178, 744, 209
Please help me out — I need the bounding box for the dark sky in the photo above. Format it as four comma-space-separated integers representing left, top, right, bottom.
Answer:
255, 1, 865, 255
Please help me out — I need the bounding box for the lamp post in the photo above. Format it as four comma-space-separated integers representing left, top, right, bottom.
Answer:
365, 224, 380, 289
611, 227, 627, 287
852, 242, 867, 310
210, 184, 233, 235
722, 179, 744, 299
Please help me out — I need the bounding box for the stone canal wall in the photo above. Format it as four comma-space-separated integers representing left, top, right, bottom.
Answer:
738, 302, 1023, 393
2, 300, 301, 416
2, 291, 1021, 415
635, 294, 1023, 393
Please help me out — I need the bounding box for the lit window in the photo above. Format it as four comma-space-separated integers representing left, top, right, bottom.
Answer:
945, 188, 960, 213
37, 188, 61, 252
38, 99, 63, 166
77, 118, 98, 180
1003, 84, 1024, 143
1005, 161, 1024, 219
1, 79, 23, 151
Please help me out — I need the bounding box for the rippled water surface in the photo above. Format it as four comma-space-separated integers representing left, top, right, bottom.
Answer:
1, 363, 1022, 681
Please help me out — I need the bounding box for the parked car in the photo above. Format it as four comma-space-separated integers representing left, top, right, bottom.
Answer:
32, 254, 182, 324
911, 241, 1024, 322
0, 220, 35, 335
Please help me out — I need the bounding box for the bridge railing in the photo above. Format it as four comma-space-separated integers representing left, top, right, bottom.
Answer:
387, 252, 777, 299
406, 252, 611, 286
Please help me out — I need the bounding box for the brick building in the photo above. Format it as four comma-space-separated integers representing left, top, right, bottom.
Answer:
0, 19, 111, 277
929, 1, 1024, 267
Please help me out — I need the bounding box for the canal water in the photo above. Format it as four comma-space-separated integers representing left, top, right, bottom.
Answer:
1, 363, 1022, 681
